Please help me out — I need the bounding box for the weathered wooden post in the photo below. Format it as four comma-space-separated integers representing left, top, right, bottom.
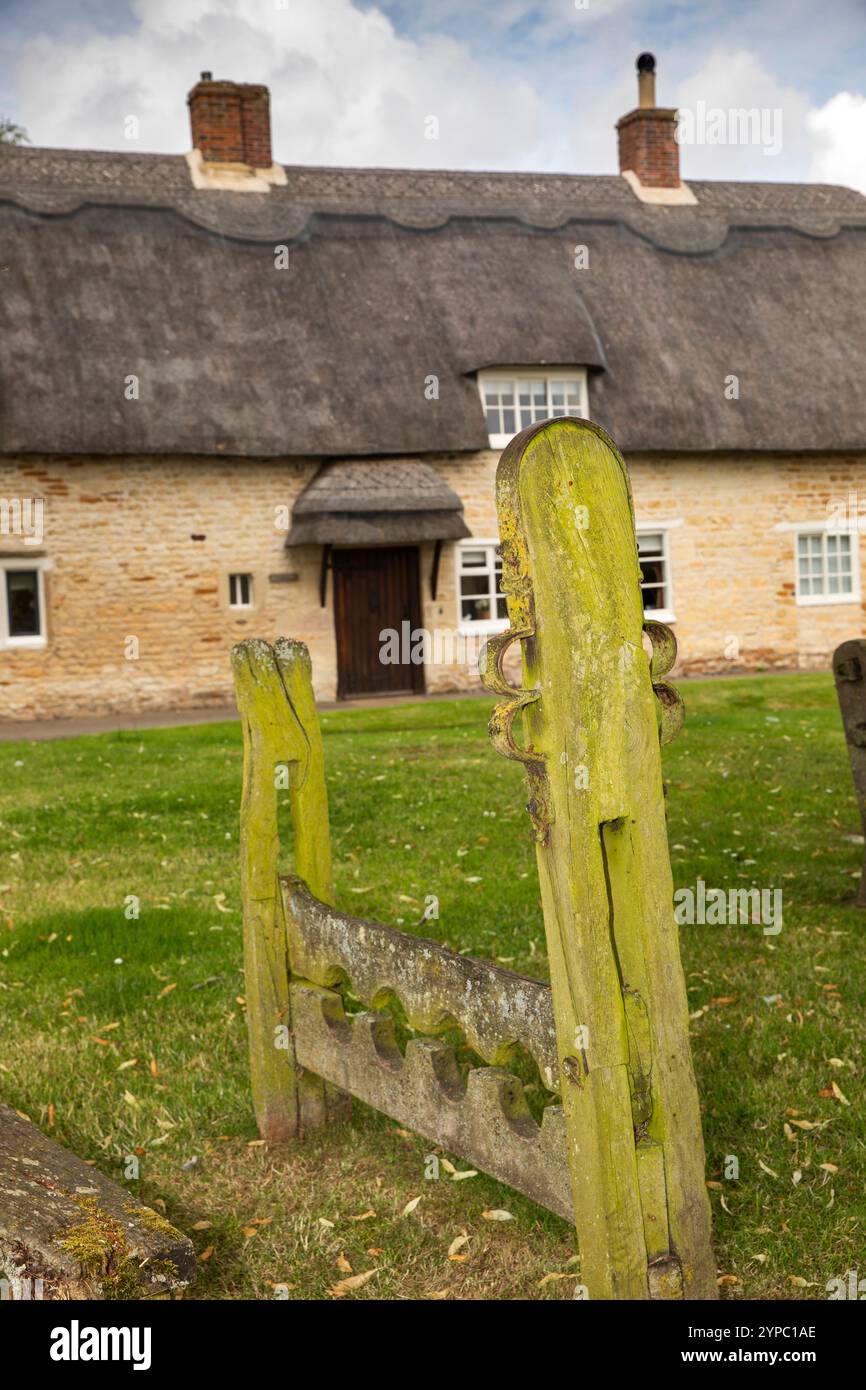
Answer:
231, 636, 348, 1140
833, 638, 866, 906
482, 417, 716, 1299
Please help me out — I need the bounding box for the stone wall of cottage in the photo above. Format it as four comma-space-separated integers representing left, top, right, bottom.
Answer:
1, 450, 865, 720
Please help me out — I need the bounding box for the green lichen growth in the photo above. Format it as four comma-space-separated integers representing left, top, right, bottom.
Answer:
56, 1198, 144, 1300
55, 1195, 182, 1300
123, 1204, 179, 1240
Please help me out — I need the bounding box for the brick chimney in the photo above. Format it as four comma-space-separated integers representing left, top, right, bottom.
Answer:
187, 72, 272, 168
616, 54, 680, 188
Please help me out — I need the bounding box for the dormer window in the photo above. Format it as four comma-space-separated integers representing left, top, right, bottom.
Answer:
478, 369, 589, 448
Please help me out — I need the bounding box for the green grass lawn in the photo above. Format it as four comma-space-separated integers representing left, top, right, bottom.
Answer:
0, 672, 864, 1300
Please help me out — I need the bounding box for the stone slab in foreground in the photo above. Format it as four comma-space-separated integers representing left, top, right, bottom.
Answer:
0, 1103, 195, 1299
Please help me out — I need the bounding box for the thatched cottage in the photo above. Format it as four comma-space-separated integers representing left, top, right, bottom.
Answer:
1, 58, 865, 719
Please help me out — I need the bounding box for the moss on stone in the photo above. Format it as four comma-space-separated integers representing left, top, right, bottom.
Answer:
123, 1203, 178, 1240
56, 1197, 143, 1299
55, 1194, 182, 1299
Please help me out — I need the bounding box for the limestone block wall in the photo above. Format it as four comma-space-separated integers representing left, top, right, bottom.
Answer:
1, 449, 865, 720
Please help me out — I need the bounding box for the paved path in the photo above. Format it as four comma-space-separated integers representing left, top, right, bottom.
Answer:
0, 690, 485, 742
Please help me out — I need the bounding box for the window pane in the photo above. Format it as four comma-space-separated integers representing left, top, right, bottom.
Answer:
502, 408, 515, 433
461, 596, 493, 621
637, 532, 663, 552
461, 549, 488, 569
6, 570, 40, 637
461, 575, 489, 597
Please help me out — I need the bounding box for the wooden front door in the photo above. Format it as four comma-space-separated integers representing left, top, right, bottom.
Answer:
332, 547, 425, 699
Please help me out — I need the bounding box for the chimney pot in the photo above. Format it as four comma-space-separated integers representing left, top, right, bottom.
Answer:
616, 54, 680, 188
636, 52, 656, 108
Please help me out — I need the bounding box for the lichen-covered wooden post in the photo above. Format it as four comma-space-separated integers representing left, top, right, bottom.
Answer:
232, 636, 348, 1140
483, 418, 716, 1299
833, 639, 866, 907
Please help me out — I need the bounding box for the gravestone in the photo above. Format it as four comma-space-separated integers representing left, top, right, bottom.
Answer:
833, 638, 866, 906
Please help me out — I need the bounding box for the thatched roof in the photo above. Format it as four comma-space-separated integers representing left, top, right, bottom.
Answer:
1, 145, 865, 457
285, 459, 471, 544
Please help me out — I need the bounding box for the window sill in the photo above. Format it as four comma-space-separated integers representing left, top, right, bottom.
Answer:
644, 610, 676, 625
487, 423, 586, 450
795, 593, 860, 607
458, 619, 509, 637
2, 637, 47, 650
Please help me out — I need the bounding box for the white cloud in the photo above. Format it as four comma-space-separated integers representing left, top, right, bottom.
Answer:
808, 92, 866, 193
9, 0, 866, 195
11, 0, 572, 170
673, 48, 812, 181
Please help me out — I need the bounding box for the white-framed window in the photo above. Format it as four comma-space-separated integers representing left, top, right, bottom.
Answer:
478, 369, 589, 448
229, 572, 253, 609
637, 529, 675, 623
0, 559, 47, 648
456, 541, 508, 633
795, 530, 858, 604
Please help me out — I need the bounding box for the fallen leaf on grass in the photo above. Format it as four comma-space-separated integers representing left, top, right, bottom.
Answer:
191, 1221, 212, 1231
117, 1059, 138, 1071
199, 1246, 214, 1261
758, 1160, 778, 1179
335, 1254, 352, 1274
819, 1162, 839, 1174
447, 1232, 469, 1259
401, 1195, 422, 1217
156, 983, 177, 1000
538, 1272, 572, 1287
717, 1274, 739, 1286
348, 1209, 375, 1222
450, 1169, 477, 1182
789, 1119, 818, 1130
711, 996, 737, 1007
242, 1226, 259, 1239
481, 1209, 513, 1222
787, 1275, 817, 1288
329, 1269, 378, 1297
831, 1081, 850, 1106
213, 894, 231, 913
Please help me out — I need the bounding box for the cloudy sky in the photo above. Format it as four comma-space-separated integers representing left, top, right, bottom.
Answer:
1, 0, 865, 189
